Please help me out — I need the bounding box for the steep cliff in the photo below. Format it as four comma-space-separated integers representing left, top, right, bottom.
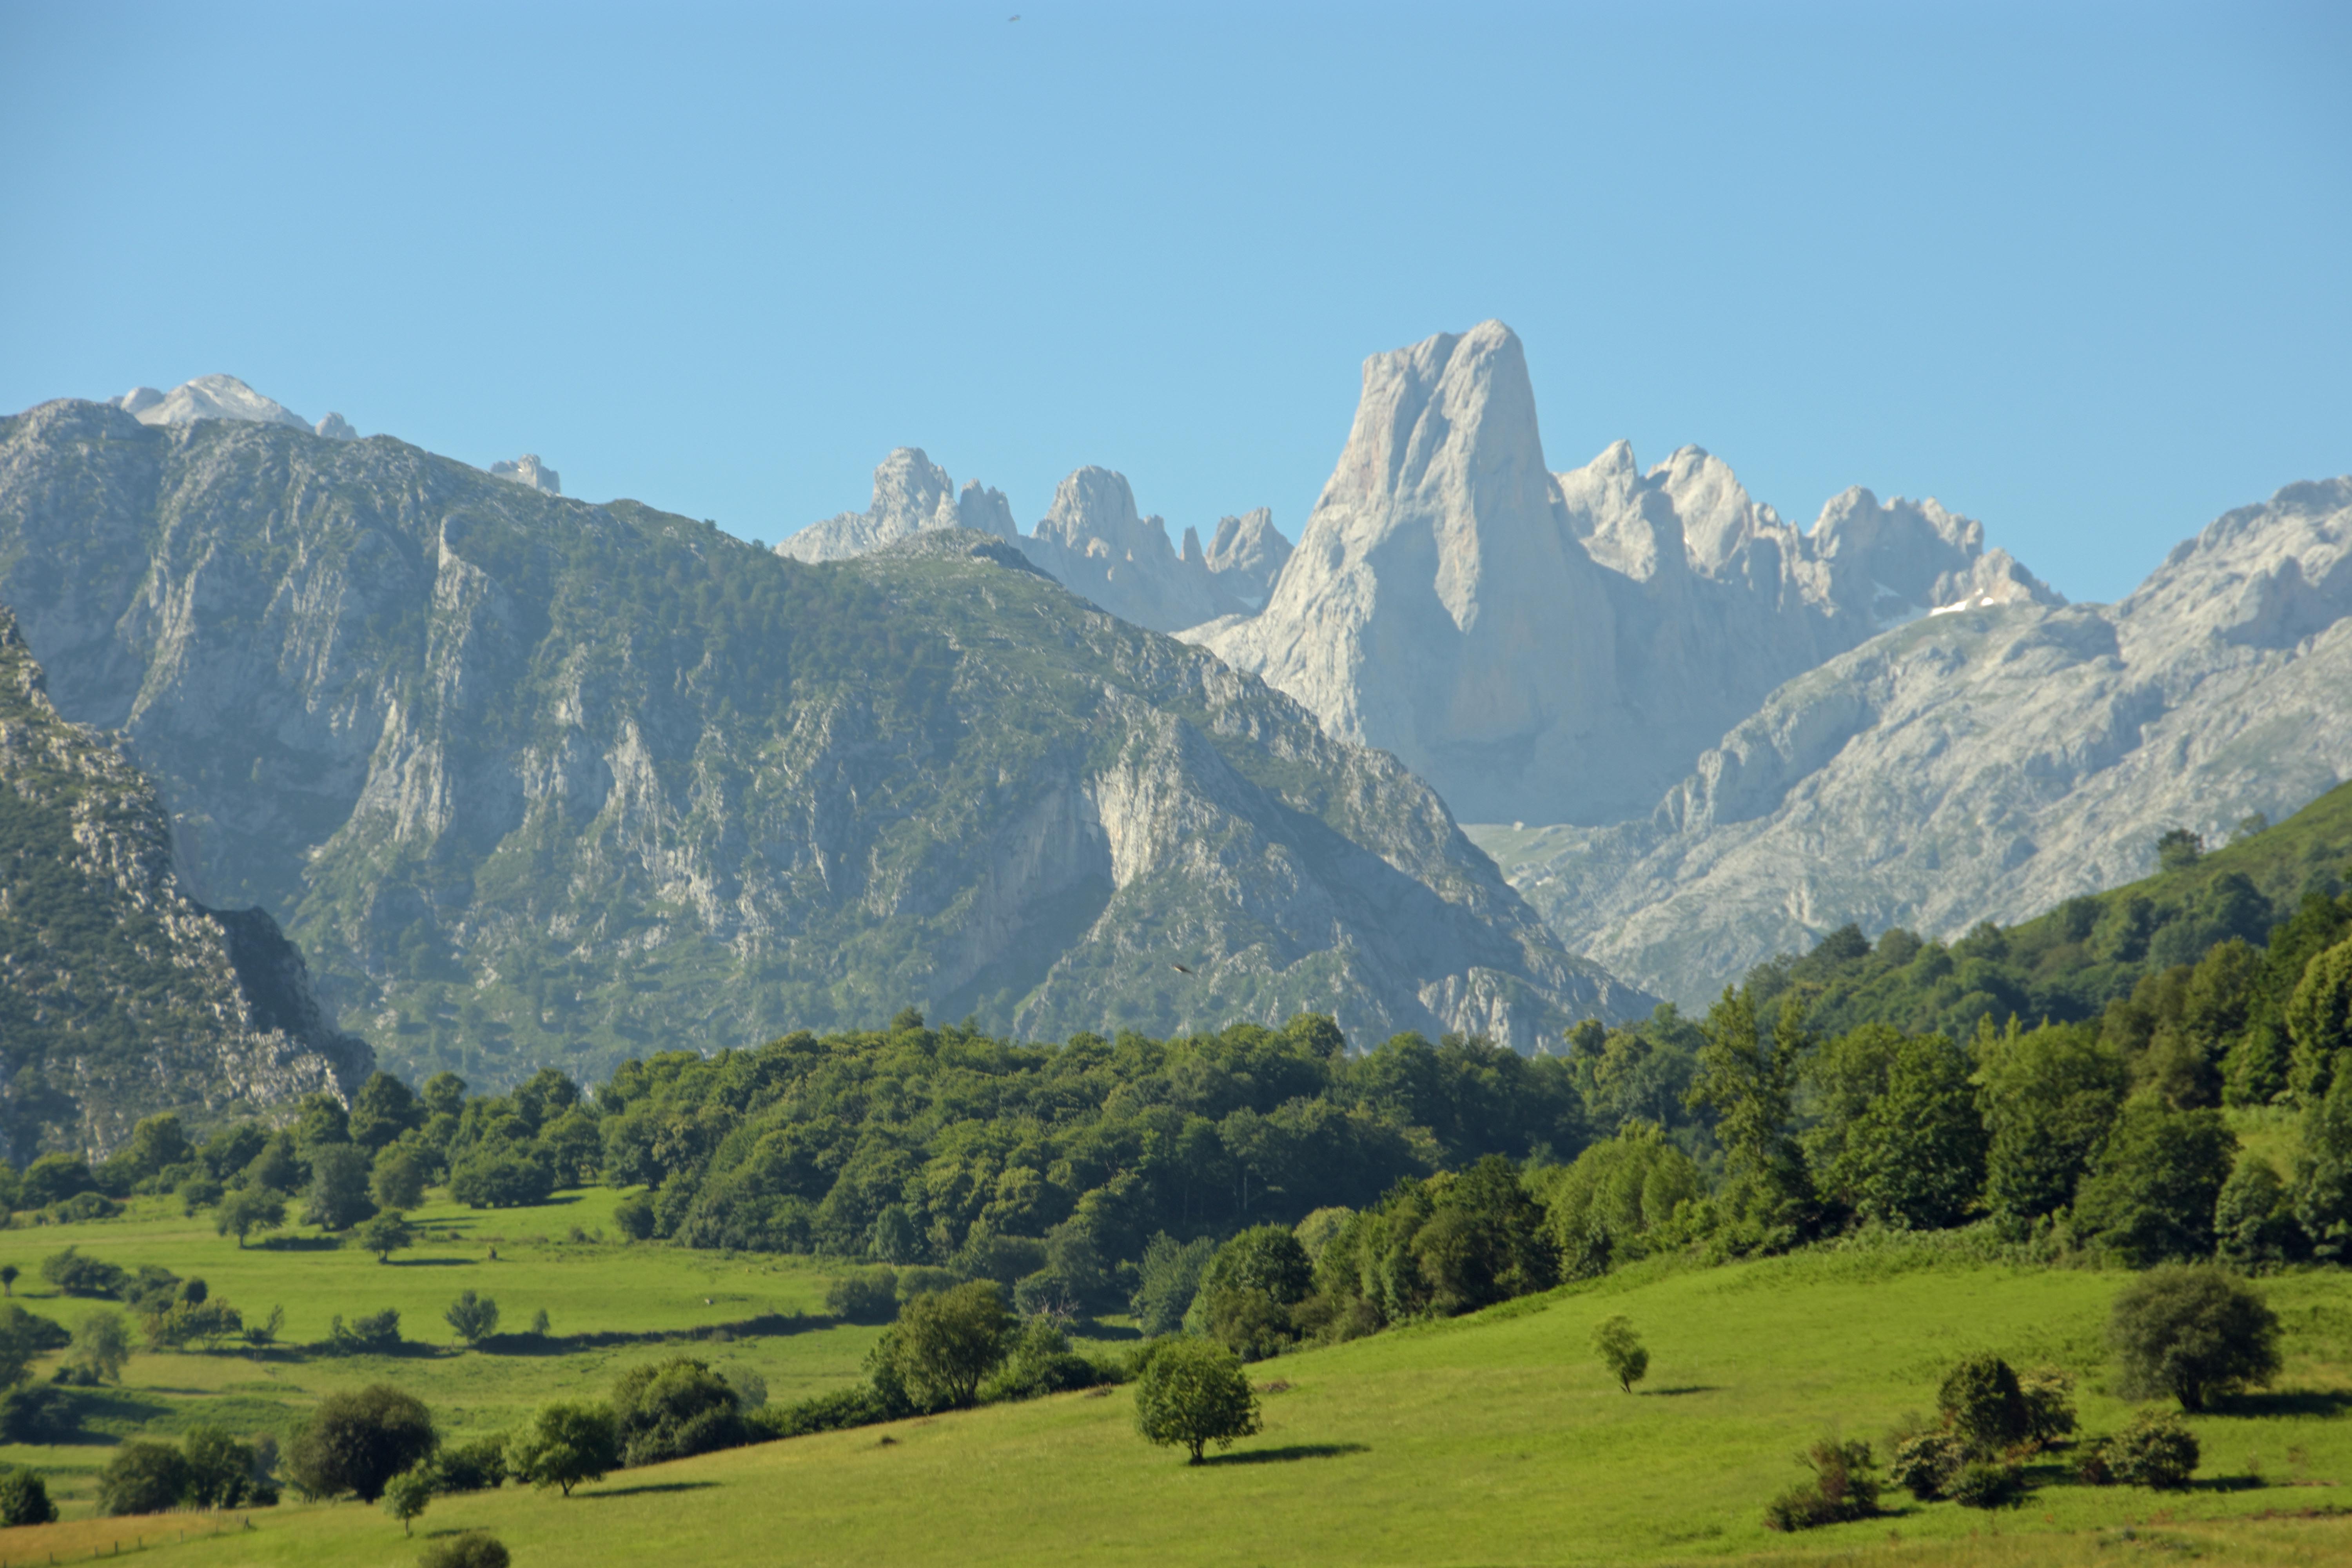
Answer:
1189, 322, 2062, 825
1474, 477, 2352, 1002
0, 402, 1645, 1087
0, 606, 368, 1159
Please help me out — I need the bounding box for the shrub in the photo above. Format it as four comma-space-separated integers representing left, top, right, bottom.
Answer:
895, 1265, 957, 1300
760, 1385, 887, 1439
505, 1402, 619, 1497
610, 1357, 748, 1466
982, 1319, 1102, 1402
151, 1298, 245, 1350
40, 1246, 124, 1298
21, 1154, 97, 1209
434, 1435, 509, 1493
283, 1384, 437, 1502
1128, 1234, 1214, 1336
1937, 1354, 2030, 1457
1591, 1315, 1649, 1393
446, 1290, 500, 1345
419, 1532, 511, 1568
2111, 1264, 2281, 1410
178, 1175, 225, 1216
1763, 1439, 1880, 1531
0, 1385, 76, 1444
183, 1425, 267, 1508
0, 1465, 57, 1525
449, 1148, 555, 1209
97, 1440, 191, 1515
826, 1269, 900, 1324
1949, 1459, 2027, 1509
51, 1192, 123, 1223
322, 1309, 402, 1356
2018, 1365, 2078, 1444
2098, 1410, 2201, 1489
1132, 1337, 1261, 1463
613, 1191, 656, 1241
1889, 1432, 1965, 1501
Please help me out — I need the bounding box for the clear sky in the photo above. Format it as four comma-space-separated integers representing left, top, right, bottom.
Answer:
4, 1, 2346, 603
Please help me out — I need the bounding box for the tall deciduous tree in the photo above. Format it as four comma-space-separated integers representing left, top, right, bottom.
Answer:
1687, 991, 1812, 1244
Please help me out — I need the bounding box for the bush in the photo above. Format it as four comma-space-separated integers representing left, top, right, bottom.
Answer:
1591, 1315, 1649, 1393
610, 1357, 748, 1466
322, 1309, 402, 1356
1763, 1439, 1880, 1531
434, 1435, 509, 1493
2018, 1365, 2078, 1444
2111, 1264, 2281, 1410
283, 1384, 437, 1502
178, 1175, 225, 1216
1132, 1337, 1261, 1463
151, 1298, 245, 1350
40, 1246, 124, 1298
2091, 1410, 2201, 1489
1889, 1432, 1965, 1501
1937, 1354, 2030, 1457
1949, 1459, 2027, 1509
1129, 1234, 1214, 1336
21, 1154, 97, 1209
183, 1425, 267, 1508
760, 1385, 887, 1439
613, 1191, 656, 1240
895, 1264, 957, 1300
982, 1319, 1102, 1402
50, 1192, 123, 1223
0, 1465, 57, 1525
97, 1440, 191, 1515
0, 1385, 76, 1444
826, 1269, 899, 1324
446, 1290, 500, 1345
419, 1532, 511, 1568
449, 1148, 555, 1209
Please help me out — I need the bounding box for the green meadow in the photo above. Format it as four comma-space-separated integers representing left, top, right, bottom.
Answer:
1, 1210, 2347, 1567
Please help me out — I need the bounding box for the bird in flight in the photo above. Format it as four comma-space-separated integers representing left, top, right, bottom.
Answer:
1171, 963, 1194, 975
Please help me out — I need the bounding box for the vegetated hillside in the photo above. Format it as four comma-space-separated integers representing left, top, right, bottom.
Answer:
1479, 475, 2352, 1005
1742, 779, 2352, 1062
29, 1242, 2352, 1566
0, 401, 1639, 1091
0, 606, 367, 1160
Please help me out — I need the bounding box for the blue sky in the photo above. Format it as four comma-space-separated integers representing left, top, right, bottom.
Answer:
4, 1, 2346, 602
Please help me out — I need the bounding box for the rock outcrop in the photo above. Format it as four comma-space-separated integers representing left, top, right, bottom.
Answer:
316, 413, 359, 442
777, 451, 1291, 633
0, 605, 369, 1159
1189, 321, 2060, 825
114, 374, 311, 430
1474, 476, 2352, 1003
0, 400, 1648, 1086
489, 453, 561, 494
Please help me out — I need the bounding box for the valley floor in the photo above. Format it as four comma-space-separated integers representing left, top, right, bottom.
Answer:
0, 1225, 2346, 1566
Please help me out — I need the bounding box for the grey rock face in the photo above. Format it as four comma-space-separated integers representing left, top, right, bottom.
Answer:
488, 453, 560, 494
780, 450, 1285, 632
1189, 321, 2062, 826
316, 412, 359, 441
0, 400, 1648, 1083
1474, 476, 2352, 1004
0, 603, 368, 1158
115, 374, 311, 430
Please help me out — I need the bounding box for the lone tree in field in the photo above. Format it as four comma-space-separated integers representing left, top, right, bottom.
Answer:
1591, 1316, 1649, 1393
353, 1210, 415, 1264
446, 1290, 500, 1346
215, 1187, 287, 1248
1133, 1338, 1262, 1464
505, 1402, 620, 1497
382, 1465, 435, 1535
874, 1280, 1014, 1410
2111, 1264, 2281, 1411
283, 1384, 437, 1503
0, 1265, 16, 1297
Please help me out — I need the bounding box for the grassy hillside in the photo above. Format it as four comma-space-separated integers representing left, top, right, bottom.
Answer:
4, 1238, 2347, 1566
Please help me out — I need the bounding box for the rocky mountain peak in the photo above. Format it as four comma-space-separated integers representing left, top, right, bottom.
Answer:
1033, 467, 1169, 560
115, 374, 310, 430
489, 454, 562, 495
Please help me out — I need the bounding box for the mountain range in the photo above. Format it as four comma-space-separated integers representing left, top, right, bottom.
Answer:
0, 394, 1642, 1122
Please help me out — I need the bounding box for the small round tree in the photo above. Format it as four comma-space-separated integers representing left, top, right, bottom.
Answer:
0, 1264, 17, 1297
1133, 1338, 1262, 1464
0, 1465, 58, 1526
446, 1290, 501, 1346
283, 1384, 437, 1503
96, 1441, 191, 1515
215, 1187, 287, 1249
383, 1465, 436, 1535
2111, 1264, 2281, 1411
354, 1210, 416, 1264
1937, 1354, 2030, 1457
1590, 1315, 1649, 1393
505, 1402, 620, 1497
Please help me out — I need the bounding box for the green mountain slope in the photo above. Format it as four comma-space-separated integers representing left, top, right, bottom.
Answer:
0, 401, 1645, 1089
0, 606, 368, 1157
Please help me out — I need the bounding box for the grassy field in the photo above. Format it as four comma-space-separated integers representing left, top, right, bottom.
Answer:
0, 1222, 2345, 1567
0, 1187, 895, 1514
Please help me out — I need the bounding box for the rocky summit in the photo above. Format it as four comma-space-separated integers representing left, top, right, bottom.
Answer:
0, 400, 1646, 1092
0, 605, 368, 1159
1188, 321, 2060, 826
1473, 475, 2352, 1004
778, 449, 1291, 633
